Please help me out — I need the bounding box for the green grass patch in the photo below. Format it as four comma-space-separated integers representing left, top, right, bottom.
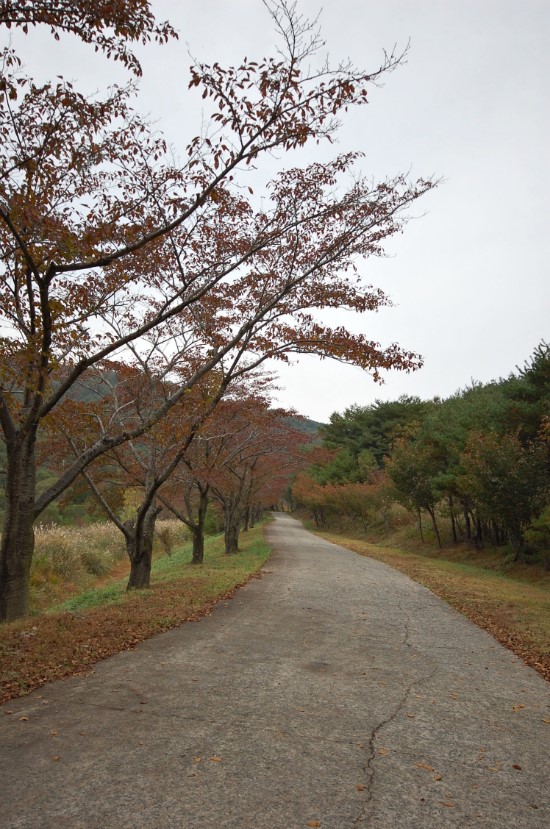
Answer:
29, 519, 190, 613
53, 581, 127, 613
48, 528, 270, 614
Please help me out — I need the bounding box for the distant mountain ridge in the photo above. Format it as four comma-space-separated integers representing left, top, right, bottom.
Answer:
286, 416, 324, 439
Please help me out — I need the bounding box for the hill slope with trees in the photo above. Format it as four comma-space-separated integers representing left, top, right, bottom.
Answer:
293, 342, 550, 565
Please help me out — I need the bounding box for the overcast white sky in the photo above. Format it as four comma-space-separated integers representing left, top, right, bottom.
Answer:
6, 1, 549, 421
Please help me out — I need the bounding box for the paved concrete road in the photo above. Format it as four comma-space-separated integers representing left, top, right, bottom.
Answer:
1, 514, 549, 828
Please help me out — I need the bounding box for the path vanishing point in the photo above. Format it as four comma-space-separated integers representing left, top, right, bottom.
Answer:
1, 513, 549, 828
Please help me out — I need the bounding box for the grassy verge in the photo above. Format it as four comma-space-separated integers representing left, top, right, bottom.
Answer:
0, 526, 270, 704
29, 519, 188, 613
312, 526, 550, 683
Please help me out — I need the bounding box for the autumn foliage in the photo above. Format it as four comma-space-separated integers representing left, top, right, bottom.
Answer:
0, 1, 435, 620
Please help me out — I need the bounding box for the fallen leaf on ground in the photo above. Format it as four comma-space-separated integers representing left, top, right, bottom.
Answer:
210, 756, 222, 762
433, 774, 443, 781
307, 822, 321, 828
19, 716, 28, 721
442, 801, 455, 808
378, 747, 390, 756
512, 704, 525, 712
194, 757, 201, 764
356, 784, 366, 791
416, 762, 435, 772
512, 764, 522, 770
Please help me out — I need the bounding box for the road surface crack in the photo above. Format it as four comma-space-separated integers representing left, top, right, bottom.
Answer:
352, 617, 437, 826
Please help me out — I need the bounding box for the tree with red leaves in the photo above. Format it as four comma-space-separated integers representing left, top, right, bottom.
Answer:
0, 0, 176, 76
0, 1, 435, 619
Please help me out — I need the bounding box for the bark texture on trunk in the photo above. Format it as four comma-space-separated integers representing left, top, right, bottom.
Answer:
125, 506, 158, 590
224, 521, 240, 555
0, 437, 37, 621
192, 530, 205, 564
428, 507, 442, 549
223, 500, 241, 555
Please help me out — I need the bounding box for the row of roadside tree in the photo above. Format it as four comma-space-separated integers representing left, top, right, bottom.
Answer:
0, 1, 435, 619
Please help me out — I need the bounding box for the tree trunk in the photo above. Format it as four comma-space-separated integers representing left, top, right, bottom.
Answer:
474, 514, 483, 547
225, 522, 240, 555
417, 509, 424, 543
448, 496, 458, 545
224, 502, 241, 555
243, 505, 251, 532
191, 528, 204, 564
0, 437, 37, 621
428, 507, 442, 549
512, 532, 523, 562
125, 506, 158, 590
191, 489, 208, 565
463, 505, 472, 540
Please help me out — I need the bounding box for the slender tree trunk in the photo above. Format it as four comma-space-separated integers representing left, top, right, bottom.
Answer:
474, 514, 483, 547
243, 505, 251, 532
224, 502, 241, 555
463, 505, 472, 540
427, 506, 442, 549
225, 523, 240, 555
512, 532, 523, 562
249, 504, 258, 529
417, 509, 425, 542
0, 436, 37, 621
191, 489, 208, 565
448, 496, 458, 545
125, 506, 159, 589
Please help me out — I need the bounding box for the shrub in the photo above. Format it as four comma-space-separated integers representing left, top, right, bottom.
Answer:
34, 525, 86, 581
80, 549, 112, 577
154, 520, 188, 555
